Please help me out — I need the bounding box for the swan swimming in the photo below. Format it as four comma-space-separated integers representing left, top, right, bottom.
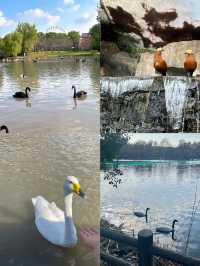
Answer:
156, 219, 178, 234
32, 176, 86, 247
134, 208, 150, 218
0, 125, 9, 134
134, 208, 150, 223
72, 85, 87, 98
13, 87, 31, 98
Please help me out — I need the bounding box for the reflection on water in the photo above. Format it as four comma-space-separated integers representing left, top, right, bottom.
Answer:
101, 161, 200, 259
0, 58, 99, 266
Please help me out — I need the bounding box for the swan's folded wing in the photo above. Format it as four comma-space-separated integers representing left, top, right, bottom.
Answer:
32, 196, 61, 221
35, 216, 65, 246
49, 202, 64, 220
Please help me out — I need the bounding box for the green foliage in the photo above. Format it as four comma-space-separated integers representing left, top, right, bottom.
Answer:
67, 31, 80, 48
89, 24, 100, 50
101, 132, 129, 166
2, 32, 22, 57
119, 141, 200, 160
29, 50, 99, 58
16, 23, 38, 54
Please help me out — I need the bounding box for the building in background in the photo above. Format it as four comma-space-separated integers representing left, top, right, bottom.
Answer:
79, 33, 92, 50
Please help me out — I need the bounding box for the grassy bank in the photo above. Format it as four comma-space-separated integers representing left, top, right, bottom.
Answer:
29, 50, 99, 59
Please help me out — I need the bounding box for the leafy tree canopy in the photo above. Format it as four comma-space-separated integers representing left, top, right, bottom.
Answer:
2, 32, 22, 57
16, 23, 38, 54
89, 24, 100, 50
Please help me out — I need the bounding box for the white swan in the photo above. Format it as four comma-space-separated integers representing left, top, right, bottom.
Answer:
32, 176, 85, 247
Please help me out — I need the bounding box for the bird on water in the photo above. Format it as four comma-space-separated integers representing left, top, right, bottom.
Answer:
156, 219, 178, 240
154, 48, 168, 76
0, 125, 9, 134
32, 176, 86, 247
134, 208, 150, 222
13, 87, 31, 98
72, 85, 87, 99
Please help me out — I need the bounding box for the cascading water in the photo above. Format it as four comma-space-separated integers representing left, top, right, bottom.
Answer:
101, 77, 154, 96
164, 77, 188, 130
101, 76, 199, 132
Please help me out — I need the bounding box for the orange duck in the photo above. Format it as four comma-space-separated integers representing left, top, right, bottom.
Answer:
184, 49, 197, 77
154, 48, 168, 76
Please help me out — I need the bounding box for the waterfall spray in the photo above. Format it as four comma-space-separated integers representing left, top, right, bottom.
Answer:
101, 77, 154, 96
164, 77, 188, 130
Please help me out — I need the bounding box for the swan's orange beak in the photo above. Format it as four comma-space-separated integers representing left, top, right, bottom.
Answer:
73, 183, 86, 198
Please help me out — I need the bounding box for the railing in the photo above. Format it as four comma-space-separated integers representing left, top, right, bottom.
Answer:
101, 228, 200, 266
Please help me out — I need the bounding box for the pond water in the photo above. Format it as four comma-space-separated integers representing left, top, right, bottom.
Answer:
101, 161, 200, 259
0, 58, 99, 266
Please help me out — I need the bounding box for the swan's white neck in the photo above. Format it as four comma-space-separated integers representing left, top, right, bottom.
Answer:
64, 193, 73, 217
63, 193, 77, 247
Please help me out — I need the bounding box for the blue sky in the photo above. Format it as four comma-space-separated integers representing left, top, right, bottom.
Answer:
0, 0, 98, 36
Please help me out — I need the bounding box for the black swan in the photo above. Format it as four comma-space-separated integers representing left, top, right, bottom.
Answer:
13, 87, 31, 98
72, 86, 87, 98
134, 207, 150, 222
0, 125, 9, 134
156, 219, 178, 234
134, 208, 150, 218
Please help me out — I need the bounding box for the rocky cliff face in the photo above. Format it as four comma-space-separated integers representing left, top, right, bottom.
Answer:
101, 76, 200, 133
136, 40, 200, 76
101, 1, 200, 76
101, 0, 200, 47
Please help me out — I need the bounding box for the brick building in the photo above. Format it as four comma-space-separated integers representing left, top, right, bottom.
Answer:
79, 33, 92, 50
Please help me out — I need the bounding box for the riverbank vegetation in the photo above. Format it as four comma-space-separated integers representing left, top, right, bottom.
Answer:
0, 22, 100, 58
101, 132, 200, 163
119, 141, 200, 160
29, 50, 99, 59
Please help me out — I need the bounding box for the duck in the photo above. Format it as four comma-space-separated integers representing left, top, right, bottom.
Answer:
72, 85, 87, 99
32, 176, 85, 247
184, 49, 197, 77
13, 87, 31, 98
156, 219, 178, 238
134, 208, 150, 222
0, 125, 9, 134
154, 48, 168, 76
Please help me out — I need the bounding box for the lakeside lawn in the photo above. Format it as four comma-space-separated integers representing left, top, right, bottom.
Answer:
29, 50, 100, 59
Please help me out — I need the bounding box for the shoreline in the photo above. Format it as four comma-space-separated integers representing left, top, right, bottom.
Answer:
0, 50, 100, 62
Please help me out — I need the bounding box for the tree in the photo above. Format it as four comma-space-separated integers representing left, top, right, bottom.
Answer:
16, 23, 38, 54
36, 32, 72, 51
68, 31, 80, 49
89, 24, 100, 50
2, 32, 22, 57
101, 132, 129, 166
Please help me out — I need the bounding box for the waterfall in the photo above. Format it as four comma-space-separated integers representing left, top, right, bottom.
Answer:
164, 77, 188, 130
101, 77, 154, 96
101, 76, 198, 132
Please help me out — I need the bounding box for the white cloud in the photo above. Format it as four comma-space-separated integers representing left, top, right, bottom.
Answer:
20, 8, 60, 26
74, 9, 98, 32
75, 11, 96, 24
0, 10, 15, 28
64, 0, 74, 5
72, 4, 81, 11
57, 7, 65, 13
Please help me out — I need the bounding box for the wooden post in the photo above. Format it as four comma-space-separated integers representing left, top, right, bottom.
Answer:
138, 229, 153, 266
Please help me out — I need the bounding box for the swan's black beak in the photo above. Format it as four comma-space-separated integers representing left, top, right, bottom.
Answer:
78, 189, 86, 198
